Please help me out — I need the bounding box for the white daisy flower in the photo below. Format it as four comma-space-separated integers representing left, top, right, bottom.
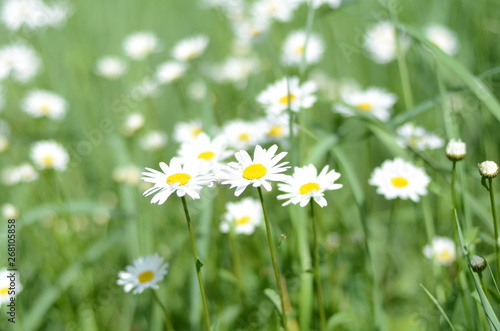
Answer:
187, 80, 207, 101
141, 158, 215, 203
446, 139, 466, 161
30, 140, 69, 171
95, 56, 127, 80
177, 132, 231, 164
117, 254, 169, 294
423, 236, 456, 266
333, 86, 396, 122
277, 164, 342, 207
209, 56, 259, 86
220, 197, 263, 235
396, 123, 444, 151
233, 17, 269, 44
300, 0, 342, 8
281, 30, 324, 67
252, 0, 300, 23
139, 131, 168, 151
156, 61, 187, 84
1, 0, 71, 31
478, 161, 499, 178
0, 43, 41, 83
172, 35, 209, 62
0, 269, 22, 304
425, 25, 459, 56
122, 113, 145, 136
221, 119, 265, 150
173, 119, 206, 143
257, 76, 317, 116
364, 21, 410, 64
368, 158, 430, 202
221, 144, 289, 196
123, 32, 159, 60
21, 90, 67, 120
113, 165, 142, 185
258, 114, 295, 144
1, 203, 19, 219
1, 163, 39, 185
131, 78, 160, 99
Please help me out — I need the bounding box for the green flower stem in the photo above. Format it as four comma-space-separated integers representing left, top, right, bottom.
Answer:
391, 10, 413, 111
451, 161, 457, 208
181, 196, 211, 331
229, 227, 246, 301
152, 290, 175, 331
310, 202, 326, 331
257, 187, 288, 331
488, 178, 500, 281
299, 1, 316, 77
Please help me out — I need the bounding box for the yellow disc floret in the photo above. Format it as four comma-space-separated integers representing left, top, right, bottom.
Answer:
243, 164, 267, 180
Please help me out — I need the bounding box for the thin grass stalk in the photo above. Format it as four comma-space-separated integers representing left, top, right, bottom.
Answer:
229, 227, 246, 301
310, 202, 326, 331
152, 290, 175, 331
488, 178, 500, 281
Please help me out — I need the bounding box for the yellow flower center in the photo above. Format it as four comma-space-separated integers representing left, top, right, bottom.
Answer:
357, 102, 373, 111
40, 104, 50, 114
138, 270, 155, 283
0, 287, 8, 295
192, 128, 203, 136
268, 125, 283, 137
243, 164, 267, 180
166, 173, 191, 186
299, 182, 320, 195
236, 216, 251, 226
186, 51, 199, 60
296, 46, 305, 55
437, 250, 453, 264
198, 151, 215, 160
238, 133, 250, 141
279, 94, 296, 104
43, 155, 54, 166
391, 177, 409, 188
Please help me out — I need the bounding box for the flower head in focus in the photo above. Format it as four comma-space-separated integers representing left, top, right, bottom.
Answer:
478, 161, 499, 178
446, 139, 466, 161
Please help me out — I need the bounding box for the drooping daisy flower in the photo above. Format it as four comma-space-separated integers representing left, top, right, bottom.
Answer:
425, 25, 459, 56
333, 86, 396, 122
156, 61, 187, 84
172, 35, 209, 62
395, 123, 444, 151
220, 197, 263, 234
123, 32, 159, 60
478, 161, 499, 178
446, 139, 466, 161
173, 120, 205, 143
257, 76, 317, 116
221, 119, 265, 150
95, 56, 127, 80
423, 236, 456, 266
0, 43, 41, 83
300, 0, 342, 8
30, 140, 69, 171
281, 30, 324, 67
21, 90, 67, 120
141, 158, 215, 203
1, 163, 38, 185
117, 254, 169, 294
0, 269, 22, 304
368, 158, 430, 202
277, 164, 342, 207
364, 21, 410, 64
221, 144, 289, 196
139, 131, 168, 151
122, 113, 145, 136
252, 0, 300, 23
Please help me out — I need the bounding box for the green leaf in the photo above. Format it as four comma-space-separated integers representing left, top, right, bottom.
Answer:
264, 288, 283, 316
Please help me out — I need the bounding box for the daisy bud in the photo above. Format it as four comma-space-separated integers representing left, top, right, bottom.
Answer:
470, 255, 487, 273
478, 161, 499, 178
445, 139, 466, 161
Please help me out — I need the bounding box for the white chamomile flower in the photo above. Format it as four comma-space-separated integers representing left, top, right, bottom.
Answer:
1, 0, 71, 31
113, 165, 142, 185
257, 76, 317, 116
396, 123, 444, 151
177, 132, 231, 165
95, 56, 127, 80
446, 139, 466, 161
172, 35, 209, 62
233, 17, 269, 44
334, 86, 396, 122
141, 158, 215, 203
281, 30, 324, 67
21, 90, 67, 120
0, 43, 41, 83
2, 203, 19, 219
301, 0, 342, 8
210, 56, 259, 86
220, 197, 262, 234
117, 254, 168, 294
423, 237, 456, 266
123, 32, 159, 60
30, 140, 69, 171
139, 131, 168, 151
364, 21, 410, 64
259, 114, 295, 144
221, 144, 289, 196
252, 0, 300, 23
278, 164, 342, 207
156, 61, 187, 84
0, 269, 22, 304
173, 120, 205, 143
478, 161, 499, 178
122, 113, 145, 136
221, 119, 265, 150
425, 25, 458, 56
1, 163, 38, 185
368, 158, 430, 202
131, 78, 160, 99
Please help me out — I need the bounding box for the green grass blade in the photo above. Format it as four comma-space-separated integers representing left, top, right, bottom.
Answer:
420, 284, 457, 331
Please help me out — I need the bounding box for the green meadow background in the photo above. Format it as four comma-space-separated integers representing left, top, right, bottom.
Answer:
2, 0, 500, 330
